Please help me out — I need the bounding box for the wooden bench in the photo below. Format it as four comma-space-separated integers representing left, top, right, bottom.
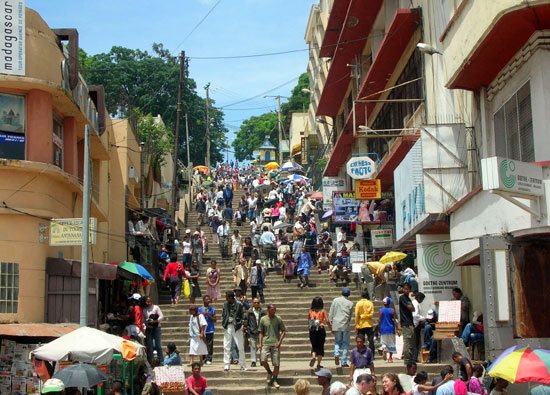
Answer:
433, 322, 460, 362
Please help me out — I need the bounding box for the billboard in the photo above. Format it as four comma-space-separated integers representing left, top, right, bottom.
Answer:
333, 191, 392, 224
322, 177, 346, 210
355, 179, 381, 200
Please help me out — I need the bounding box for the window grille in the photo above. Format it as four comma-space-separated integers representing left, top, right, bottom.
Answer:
0, 262, 19, 314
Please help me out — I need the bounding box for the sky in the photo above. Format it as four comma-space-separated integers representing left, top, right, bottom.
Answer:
25, 0, 316, 157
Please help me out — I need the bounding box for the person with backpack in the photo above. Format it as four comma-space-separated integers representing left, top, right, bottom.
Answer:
163, 253, 186, 305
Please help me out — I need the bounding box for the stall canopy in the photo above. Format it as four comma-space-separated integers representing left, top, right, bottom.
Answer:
31, 327, 144, 365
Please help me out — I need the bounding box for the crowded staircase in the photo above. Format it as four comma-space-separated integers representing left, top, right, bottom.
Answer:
158, 188, 442, 393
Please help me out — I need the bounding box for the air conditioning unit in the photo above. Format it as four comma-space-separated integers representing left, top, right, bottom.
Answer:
128, 166, 139, 183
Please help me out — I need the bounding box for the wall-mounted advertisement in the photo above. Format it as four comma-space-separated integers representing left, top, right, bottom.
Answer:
333, 191, 393, 224
322, 177, 346, 210
0, 93, 25, 159
417, 234, 462, 308
0, 0, 25, 76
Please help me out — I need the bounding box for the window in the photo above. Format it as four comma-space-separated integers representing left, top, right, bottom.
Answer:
494, 82, 534, 162
53, 117, 64, 168
0, 93, 25, 160
0, 262, 19, 314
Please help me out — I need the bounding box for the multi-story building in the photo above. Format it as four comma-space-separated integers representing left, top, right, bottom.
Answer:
312, 0, 550, 370
0, 8, 144, 328
442, 0, 550, 359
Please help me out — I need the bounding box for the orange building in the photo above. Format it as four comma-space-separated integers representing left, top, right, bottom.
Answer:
0, 8, 133, 326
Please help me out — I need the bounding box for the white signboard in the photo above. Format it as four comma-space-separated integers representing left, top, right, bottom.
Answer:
417, 234, 461, 309
371, 229, 394, 248
481, 156, 544, 197
50, 218, 97, 246
346, 156, 377, 180
322, 176, 346, 209
394, 140, 427, 241
0, 0, 25, 76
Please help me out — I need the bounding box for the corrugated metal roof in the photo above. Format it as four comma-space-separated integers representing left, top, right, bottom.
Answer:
0, 323, 80, 338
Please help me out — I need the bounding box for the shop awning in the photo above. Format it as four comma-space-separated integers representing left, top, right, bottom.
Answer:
323, 130, 354, 177
374, 133, 420, 190
448, 3, 550, 90
0, 323, 79, 338
316, 0, 384, 117
46, 257, 118, 280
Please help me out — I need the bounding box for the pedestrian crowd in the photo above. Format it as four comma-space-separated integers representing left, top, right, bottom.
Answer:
118, 161, 506, 395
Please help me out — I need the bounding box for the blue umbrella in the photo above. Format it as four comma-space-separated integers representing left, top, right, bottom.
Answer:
288, 174, 309, 182
281, 161, 303, 172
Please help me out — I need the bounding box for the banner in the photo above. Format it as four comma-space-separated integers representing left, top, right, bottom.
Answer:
417, 234, 461, 308
346, 156, 377, 180
0, 0, 25, 76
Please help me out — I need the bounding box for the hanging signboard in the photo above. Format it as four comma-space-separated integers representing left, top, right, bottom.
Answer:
355, 179, 381, 200
481, 156, 543, 197
371, 228, 394, 248
49, 218, 97, 246
346, 156, 377, 180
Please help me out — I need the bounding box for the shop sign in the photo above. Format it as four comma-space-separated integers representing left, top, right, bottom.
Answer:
371, 228, 393, 248
333, 191, 359, 223
355, 179, 381, 200
0, 0, 25, 76
301, 137, 308, 164
481, 156, 543, 197
394, 140, 427, 241
322, 177, 346, 209
49, 218, 97, 246
417, 234, 462, 308
346, 156, 376, 180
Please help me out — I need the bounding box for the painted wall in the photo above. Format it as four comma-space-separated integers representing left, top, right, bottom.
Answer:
439, 0, 546, 85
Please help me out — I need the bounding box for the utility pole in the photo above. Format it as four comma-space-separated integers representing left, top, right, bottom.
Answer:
276, 95, 283, 164
264, 95, 285, 164
80, 124, 91, 326
205, 83, 211, 168
185, 113, 193, 211
171, 51, 185, 233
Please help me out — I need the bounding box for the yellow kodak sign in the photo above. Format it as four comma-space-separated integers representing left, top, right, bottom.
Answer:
355, 179, 381, 200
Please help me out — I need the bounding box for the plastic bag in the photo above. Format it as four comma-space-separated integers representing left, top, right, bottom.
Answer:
183, 279, 191, 298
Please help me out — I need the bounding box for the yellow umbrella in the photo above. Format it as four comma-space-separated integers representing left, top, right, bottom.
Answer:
379, 251, 407, 264
265, 161, 280, 170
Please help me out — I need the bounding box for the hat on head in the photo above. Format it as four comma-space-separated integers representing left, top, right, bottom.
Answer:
194, 231, 199, 235
314, 368, 332, 380
129, 293, 141, 301
233, 287, 242, 293
426, 309, 435, 319
383, 297, 392, 305
336, 252, 342, 257
255, 259, 262, 265
342, 287, 351, 296
185, 229, 191, 234
42, 378, 65, 394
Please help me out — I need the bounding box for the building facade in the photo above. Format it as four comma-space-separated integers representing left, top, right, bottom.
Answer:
0, 8, 118, 326
311, 0, 550, 375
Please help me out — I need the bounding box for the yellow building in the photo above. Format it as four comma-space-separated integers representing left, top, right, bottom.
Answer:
0, 8, 121, 326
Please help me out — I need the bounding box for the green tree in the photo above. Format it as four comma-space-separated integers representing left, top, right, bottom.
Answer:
80, 45, 226, 166
232, 112, 278, 161
133, 109, 173, 167
232, 73, 310, 161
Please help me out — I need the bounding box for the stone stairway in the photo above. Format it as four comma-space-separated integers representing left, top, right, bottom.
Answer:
158, 188, 442, 393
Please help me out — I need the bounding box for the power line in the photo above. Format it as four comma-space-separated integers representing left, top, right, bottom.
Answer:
173, 0, 223, 50
218, 77, 299, 109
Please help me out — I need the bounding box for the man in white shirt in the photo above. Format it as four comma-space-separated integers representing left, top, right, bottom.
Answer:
410, 291, 426, 363
217, 220, 230, 257
336, 228, 346, 254
247, 195, 258, 221
259, 226, 276, 268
